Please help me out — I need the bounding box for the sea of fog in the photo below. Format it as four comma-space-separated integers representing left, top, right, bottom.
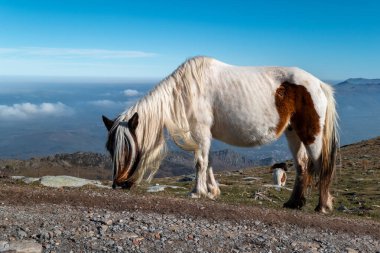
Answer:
0, 81, 153, 158
0, 79, 379, 160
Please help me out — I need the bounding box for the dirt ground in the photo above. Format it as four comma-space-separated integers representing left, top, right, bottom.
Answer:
1, 178, 379, 240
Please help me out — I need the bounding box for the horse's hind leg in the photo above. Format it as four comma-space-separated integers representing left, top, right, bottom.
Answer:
284, 128, 312, 209
305, 135, 334, 213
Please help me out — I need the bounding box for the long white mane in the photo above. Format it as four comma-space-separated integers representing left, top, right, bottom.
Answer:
115, 56, 212, 183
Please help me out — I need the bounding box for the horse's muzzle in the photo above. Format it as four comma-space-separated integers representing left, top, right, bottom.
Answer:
112, 181, 133, 190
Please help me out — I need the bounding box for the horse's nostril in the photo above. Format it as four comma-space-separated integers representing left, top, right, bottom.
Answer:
121, 181, 133, 189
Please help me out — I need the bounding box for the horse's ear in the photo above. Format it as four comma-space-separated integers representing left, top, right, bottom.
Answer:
102, 115, 114, 131
128, 112, 139, 131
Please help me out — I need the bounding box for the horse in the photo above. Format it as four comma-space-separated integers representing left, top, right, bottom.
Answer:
102, 56, 339, 213
271, 162, 288, 188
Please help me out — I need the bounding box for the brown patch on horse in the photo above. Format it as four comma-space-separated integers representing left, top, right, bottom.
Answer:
281, 173, 286, 183
275, 82, 320, 145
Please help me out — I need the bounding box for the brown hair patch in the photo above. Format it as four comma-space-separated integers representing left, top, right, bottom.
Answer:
281, 173, 286, 183
275, 82, 320, 145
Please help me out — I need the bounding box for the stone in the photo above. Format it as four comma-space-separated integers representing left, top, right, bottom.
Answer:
23, 177, 40, 184
346, 248, 358, 253
1, 240, 42, 253
53, 229, 62, 237
147, 184, 186, 193
118, 232, 139, 240
242, 177, 262, 181
0, 241, 9, 251
40, 176, 107, 188
17, 229, 27, 239
177, 175, 196, 182
337, 204, 349, 212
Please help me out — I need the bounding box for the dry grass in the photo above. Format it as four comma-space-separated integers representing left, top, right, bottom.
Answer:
136, 137, 380, 221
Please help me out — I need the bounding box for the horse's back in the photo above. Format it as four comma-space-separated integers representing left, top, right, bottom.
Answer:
205, 60, 325, 147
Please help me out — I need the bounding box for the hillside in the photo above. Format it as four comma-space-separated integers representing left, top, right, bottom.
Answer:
0, 137, 379, 252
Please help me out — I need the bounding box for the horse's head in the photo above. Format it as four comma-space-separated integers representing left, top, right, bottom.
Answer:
102, 112, 140, 189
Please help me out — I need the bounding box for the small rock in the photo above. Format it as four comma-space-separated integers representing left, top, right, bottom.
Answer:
132, 237, 144, 245
119, 232, 139, 240
154, 233, 161, 240
103, 219, 113, 226
346, 248, 358, 253
337, 204, 349, 212
17, 229, 27, 239
177, 175, 195, 182
6, 240, 42, 253
0, 241, 9, 250
53, 229, 62, 237
100, 225, 108, 232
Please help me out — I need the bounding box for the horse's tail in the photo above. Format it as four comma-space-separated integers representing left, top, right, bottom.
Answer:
319, 82, 339, 191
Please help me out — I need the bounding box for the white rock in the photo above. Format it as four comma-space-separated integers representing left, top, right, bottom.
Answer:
147, 185, 186, 193
22, 177, 40, 184
39, 175, 108, 188
0, 240, 42, 253
10, 176, 25, 180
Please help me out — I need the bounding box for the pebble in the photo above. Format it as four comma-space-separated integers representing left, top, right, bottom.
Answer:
0, 240, 42, 253
17, 229, 27, 239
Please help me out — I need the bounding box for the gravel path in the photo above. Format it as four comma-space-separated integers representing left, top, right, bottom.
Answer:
0, 180, 379, 252
1, 205, 379, 253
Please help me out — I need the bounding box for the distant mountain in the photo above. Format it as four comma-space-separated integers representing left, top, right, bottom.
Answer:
0, 148, 278, 180
337, 78, 380, 85
335, 78, 380, 91
334, 78, 380, 145
159, 149, 262, 177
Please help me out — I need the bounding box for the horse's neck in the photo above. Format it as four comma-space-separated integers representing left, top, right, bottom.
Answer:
131, 80, 175, 148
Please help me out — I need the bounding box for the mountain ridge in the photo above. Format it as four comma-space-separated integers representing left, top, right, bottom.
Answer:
0, 148, 276, 180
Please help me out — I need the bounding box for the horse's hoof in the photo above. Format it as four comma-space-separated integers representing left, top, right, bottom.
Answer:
189, 192, 201, 199
283, 201, 297, 209
283, 197, 306, 209
207, 185, 221, 198
314, 204, 332, 214
206, 192, 217, 200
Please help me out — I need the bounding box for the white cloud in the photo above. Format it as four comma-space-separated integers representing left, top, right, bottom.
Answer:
88, 100, 119, 107
89, 99, 137, 109
123, 89, 140, 97
0, 102, 73, 119
0, 47, 157, 59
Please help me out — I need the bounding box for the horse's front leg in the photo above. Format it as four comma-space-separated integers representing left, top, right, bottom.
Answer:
190, 149, 209, 198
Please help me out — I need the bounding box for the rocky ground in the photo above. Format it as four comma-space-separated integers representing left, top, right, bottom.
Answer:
1, 136, 380, 252
0, 177, 379, 253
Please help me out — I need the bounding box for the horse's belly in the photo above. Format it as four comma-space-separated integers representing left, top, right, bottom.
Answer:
211, 116, 278, 147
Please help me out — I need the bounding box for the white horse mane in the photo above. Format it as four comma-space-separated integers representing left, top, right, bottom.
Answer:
114, 56, 212, 183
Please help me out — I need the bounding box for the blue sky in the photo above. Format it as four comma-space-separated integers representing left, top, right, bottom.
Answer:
0, 0, 379, 80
